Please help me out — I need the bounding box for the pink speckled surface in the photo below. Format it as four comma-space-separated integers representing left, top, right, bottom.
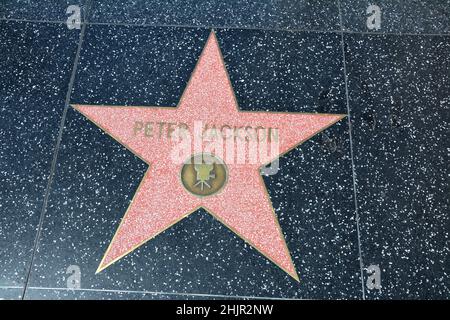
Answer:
73, 31, 344, 280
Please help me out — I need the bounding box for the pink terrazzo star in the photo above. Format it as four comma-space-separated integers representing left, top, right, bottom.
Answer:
73, 31, 345, 281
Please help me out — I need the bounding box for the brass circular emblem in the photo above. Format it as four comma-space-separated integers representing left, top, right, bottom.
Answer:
180, 153, 228, 197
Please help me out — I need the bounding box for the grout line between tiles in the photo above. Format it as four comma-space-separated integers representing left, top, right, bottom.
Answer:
25, 286, 306, 300
20, 0, 93, 300
0, 17, 449, 37
337, 0, 366, 300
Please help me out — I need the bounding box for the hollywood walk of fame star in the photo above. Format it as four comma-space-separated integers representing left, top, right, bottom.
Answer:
72, 30, 345, 281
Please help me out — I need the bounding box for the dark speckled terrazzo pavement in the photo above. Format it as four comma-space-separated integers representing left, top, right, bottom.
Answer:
0, 1, 448, 300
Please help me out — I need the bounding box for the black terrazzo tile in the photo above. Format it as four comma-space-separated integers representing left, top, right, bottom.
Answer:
27, 26, 362, 299
90, 0, 340, 31
0, 288, 23, 300
24, 288, 230, 300
0, 0, 88, 22
71, 26, 209, 106
340, 0, 450, 34
72, 26, 347, 114
345, 33, 450, 299
217, 29, 347, 113
0, 21, 80, 289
